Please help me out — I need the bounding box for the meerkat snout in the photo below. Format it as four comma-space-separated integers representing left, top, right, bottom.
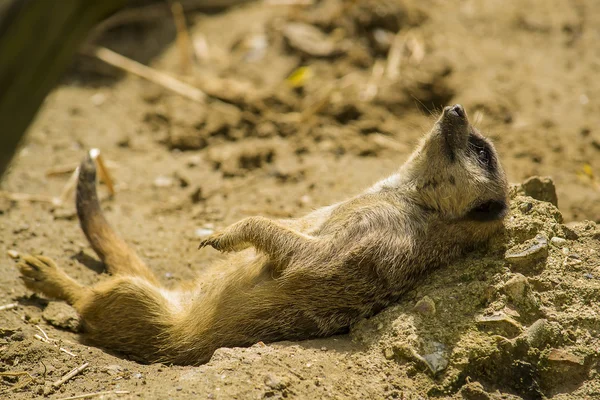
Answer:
445, 104, 465, 118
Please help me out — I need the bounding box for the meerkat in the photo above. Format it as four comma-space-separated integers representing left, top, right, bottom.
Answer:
17, 104, 508, 365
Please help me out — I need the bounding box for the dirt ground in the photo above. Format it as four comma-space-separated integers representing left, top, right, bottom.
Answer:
1, 0, 600, 399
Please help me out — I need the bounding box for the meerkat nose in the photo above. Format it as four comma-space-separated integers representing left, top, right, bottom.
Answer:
444, 104, 465, 118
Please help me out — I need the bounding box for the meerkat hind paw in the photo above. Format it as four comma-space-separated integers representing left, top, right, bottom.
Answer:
17, 254, 58, 279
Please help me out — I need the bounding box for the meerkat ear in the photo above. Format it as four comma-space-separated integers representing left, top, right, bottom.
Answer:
465, 199, 507, 221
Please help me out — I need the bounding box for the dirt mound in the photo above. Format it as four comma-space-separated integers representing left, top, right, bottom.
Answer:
352, 182, 600, 399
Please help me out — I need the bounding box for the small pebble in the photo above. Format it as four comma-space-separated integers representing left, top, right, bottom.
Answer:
519, 202, 533, 213
550, 237, 567, 246
7, 249, 19, 259
584, 273, 594, 279
154, 176, 174, 188
383, 347, 394, 360
413, 296, 436, 316
90, 93, 106, 106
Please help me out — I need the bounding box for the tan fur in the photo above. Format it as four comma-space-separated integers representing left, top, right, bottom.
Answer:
17, 105, 509, 365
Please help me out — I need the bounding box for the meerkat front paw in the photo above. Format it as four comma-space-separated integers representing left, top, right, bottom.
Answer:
198, 232, 250, 252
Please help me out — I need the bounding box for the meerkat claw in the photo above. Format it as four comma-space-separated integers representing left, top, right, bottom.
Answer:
198, 233, 226, 252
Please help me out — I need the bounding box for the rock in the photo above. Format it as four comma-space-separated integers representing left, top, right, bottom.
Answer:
539, 349, 588, 392
546, 348, 584, 365
505, 233, 548, 275
475, 314, 523, 338
526, 319, 560, 349
550, 236, 567, 247
502, 274, 528, 304
413, 296, 436, 316
422, 341, 448, 374
42, 302, 80, 332
520, 176, 558, 207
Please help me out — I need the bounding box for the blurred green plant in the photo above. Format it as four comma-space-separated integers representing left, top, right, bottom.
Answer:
0, 0, 126, 178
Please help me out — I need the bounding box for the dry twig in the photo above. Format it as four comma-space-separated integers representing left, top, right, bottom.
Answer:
170, 1, 194, 74
57, 390, 130, 400
2, 148, 116, 207
85, 46, 206, 103
34, 325, 77, 357
0, 191, 59, 204
361, 60, 385, 102
52, 362, 89, 388
386, 31, 407, 81
0, 303, 17, 311
193, 33, 210, 63
0, 371, 36, 394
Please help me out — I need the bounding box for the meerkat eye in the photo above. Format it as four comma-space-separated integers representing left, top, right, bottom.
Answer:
468, 133, 496, 172
478, 149, 490, 165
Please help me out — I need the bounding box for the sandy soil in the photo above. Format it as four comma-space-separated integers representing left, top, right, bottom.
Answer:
1, 0, 599, 399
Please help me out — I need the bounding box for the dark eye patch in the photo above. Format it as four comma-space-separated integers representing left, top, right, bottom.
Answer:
468, 134, 496, 173
465, 199, 507, 221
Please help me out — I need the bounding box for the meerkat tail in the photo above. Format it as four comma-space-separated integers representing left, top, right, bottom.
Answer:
76, 154, 159, 284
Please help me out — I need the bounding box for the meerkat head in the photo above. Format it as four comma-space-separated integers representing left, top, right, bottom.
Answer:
400, 104, 509, 223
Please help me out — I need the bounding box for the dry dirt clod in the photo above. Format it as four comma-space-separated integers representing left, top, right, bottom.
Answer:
42, 302, 81, 332
526, 319, 561, 349
459, 381, 491, 400
520, 176, 558, 207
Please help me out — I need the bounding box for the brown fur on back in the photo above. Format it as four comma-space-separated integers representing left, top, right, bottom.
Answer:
18, 105, 509, 365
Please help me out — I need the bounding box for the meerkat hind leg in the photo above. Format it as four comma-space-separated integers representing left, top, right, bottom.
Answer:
18, 254, 89, 304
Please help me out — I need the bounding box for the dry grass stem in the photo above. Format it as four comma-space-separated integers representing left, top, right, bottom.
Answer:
86, 46, 206, 103
52, 363, 89, 388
